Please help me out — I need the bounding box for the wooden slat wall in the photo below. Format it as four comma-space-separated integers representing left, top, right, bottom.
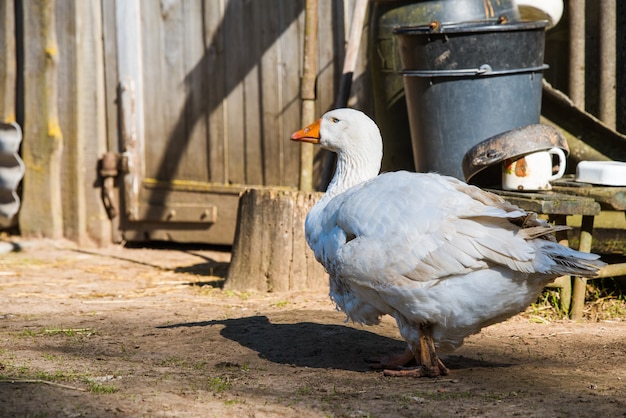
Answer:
137, 0, 343, 190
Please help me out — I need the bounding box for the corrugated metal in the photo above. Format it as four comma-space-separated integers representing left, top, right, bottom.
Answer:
0, 122, 24, 221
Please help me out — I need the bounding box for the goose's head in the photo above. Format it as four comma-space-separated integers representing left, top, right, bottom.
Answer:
291, 108, 383, 190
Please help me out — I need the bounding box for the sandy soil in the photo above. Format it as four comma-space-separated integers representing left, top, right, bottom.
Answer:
0, 239, 624, 417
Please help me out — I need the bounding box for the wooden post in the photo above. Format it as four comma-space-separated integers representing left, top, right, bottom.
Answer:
568, 0, 585, 109
570, 215, 595, 320
547, 214, 572, 315
225, 188, 328, 292
0, 0, 16, 123
298, 0, 318, 192
598, 0, 616, 130
20, 0, 64, 238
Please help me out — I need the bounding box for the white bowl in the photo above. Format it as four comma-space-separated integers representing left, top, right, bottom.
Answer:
575, 161, 626, 186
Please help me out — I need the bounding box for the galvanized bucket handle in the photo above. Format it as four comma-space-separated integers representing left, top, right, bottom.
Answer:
399, 64, 548, 77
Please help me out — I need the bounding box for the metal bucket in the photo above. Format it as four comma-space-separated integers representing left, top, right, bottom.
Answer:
394, 20, 548, 179
369, 0, 519, 172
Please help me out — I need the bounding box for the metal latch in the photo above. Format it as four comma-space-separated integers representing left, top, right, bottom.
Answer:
99, 152, 129, 219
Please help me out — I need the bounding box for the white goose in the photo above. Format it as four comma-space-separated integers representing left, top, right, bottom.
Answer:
291, 108, 604, 378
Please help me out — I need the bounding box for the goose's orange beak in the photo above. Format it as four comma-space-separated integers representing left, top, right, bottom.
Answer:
291, 118, 321, 144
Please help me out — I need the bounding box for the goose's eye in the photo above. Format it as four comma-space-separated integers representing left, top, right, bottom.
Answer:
331, 117, 340, 123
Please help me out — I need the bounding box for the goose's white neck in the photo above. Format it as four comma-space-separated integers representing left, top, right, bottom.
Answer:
324, 150, 381, 198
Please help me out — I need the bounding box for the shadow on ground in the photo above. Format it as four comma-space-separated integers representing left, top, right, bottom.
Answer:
158, 315, 513, 372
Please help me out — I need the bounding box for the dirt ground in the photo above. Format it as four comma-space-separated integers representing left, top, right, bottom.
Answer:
0, 239, 625, 418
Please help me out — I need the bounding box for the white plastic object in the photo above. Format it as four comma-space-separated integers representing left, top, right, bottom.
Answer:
515, 0, 563, 29
575, 161, 626, 186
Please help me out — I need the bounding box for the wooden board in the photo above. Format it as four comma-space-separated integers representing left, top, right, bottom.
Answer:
552, 182, 626, 211
488, 189, 601, 216
55, 0, 110, 246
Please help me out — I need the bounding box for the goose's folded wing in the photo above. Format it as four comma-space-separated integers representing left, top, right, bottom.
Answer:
324, 172, 545, 285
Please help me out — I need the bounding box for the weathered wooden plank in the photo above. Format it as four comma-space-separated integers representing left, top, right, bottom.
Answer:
138, 1, 159, 170
553, 184, 626, 211
158, 0, 193, 181
6, 0, 359, 246
258, 2, 283, 187
55, 1, 81, 242
239, 1, 263, 186
281, 2, 305, 189
204, 0, 226, 184
181, 0, 209, 182
224, 0, 246, 185
316, 0, 340, 116
116, 0, 145, 221
101, 0, 118, 152
20, 0, 64, 238
75, 0, 110, 245
53, 0, 109, 245
490, 189, 601, 216
306, 0, 343, 192
0, 0, 16, 123
140, 0, 170, 179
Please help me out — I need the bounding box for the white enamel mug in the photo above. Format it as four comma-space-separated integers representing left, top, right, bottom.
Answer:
502, 147, 566, 191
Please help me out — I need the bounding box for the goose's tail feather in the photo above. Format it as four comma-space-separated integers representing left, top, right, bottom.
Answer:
538, 242, 605, 278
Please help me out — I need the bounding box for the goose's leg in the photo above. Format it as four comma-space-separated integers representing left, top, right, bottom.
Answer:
384, 323, 449, 378
416, 322, 449, 376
